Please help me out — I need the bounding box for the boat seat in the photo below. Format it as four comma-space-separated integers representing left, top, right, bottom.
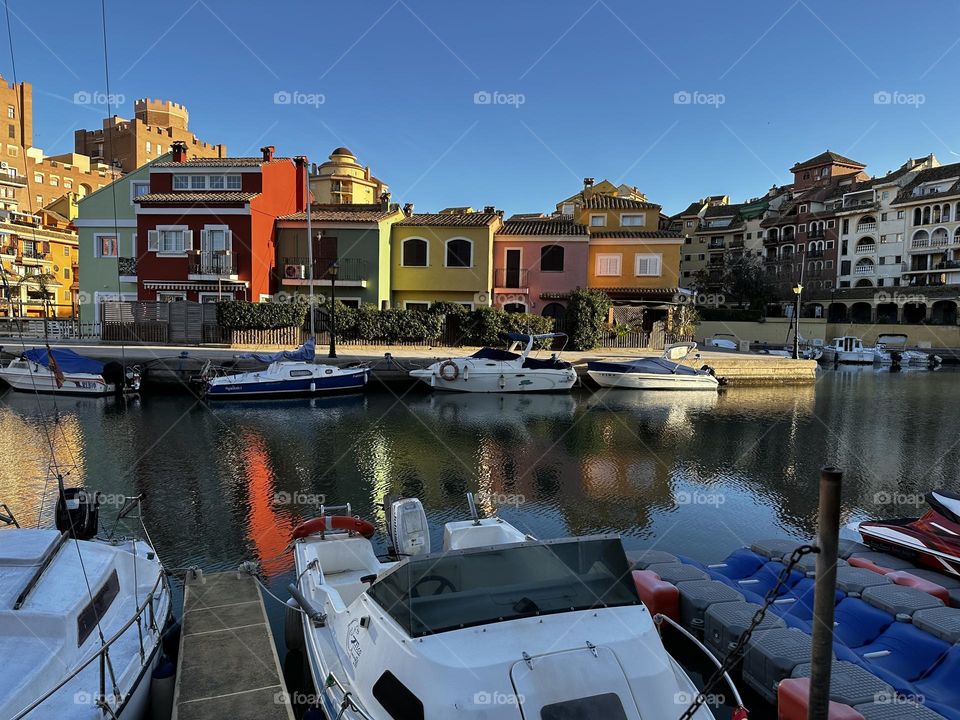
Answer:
626, 549, 678, 570
703, 600, 785, 660
862, 584, 944, 621
521, 356, 571, 370
855, 621, 951, 683
742, 627, 831, 705
673, 579, 743, 632
645, 562, 708, 585
305, 537, 383, 609
836, 566, 893, 597
912, 607, 960, 644
706, 548, 766, 581
791, 660, 895, 707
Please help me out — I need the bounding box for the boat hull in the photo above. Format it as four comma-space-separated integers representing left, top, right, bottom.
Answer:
0, 368, 115, 396
410, 368, 576, 393
588, 370, 719, 390
206, 368, 368, 399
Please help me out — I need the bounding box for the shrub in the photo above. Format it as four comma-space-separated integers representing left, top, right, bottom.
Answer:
217, 300, 308, 330
335, 303, 444, 344
455, 307, 554, 346
565, 289, 611, 350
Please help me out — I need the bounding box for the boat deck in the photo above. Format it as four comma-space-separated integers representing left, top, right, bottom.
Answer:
173, 571, 293, 720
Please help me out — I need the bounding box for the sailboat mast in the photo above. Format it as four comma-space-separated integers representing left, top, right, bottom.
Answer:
305, 163, 315, 338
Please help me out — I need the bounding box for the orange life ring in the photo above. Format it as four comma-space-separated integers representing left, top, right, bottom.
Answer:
292, 515, 376, 540
438, 360, 459, 381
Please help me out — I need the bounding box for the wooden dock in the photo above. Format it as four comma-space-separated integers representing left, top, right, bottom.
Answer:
172, 571, 293, 720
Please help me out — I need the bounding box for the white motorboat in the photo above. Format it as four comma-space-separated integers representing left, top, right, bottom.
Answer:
287, 495, 743, 719
703, 334, 739, 351
821, 336, 875, 364
409, 332, 576, 393
587, 342, 722, 390
203, 338, 369, 399
1, 488, 173, 720
0, 347, 140, 396
875, 333, 931, 365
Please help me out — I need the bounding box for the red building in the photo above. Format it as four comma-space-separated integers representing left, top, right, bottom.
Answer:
134, 141, 306, 302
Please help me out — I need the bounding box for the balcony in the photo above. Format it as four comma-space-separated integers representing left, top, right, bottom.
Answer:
855, 244, 877, 254
853, 263, 875, 275
708, 257, 725, 266
729, 239, 744, 249
856, 223, 877, 233
494, 267, 530, 290
188, 253, 238, 279
280, 257, 369, 286
708, 240, 725, 250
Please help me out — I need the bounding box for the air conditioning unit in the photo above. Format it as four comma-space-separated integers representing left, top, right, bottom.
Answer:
284, 264, 305, 279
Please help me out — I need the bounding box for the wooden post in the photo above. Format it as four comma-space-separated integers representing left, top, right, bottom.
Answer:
808, 466, 843, 720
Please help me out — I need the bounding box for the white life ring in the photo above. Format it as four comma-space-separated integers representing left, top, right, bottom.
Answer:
438, 360, 459, 381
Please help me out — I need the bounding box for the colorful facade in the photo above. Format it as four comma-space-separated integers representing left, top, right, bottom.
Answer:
309, 147, 389, 206
134, 143, 306, 303
390, 210, 502, 309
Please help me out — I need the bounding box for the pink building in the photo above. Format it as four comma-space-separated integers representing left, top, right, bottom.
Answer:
492, 216, 589, 323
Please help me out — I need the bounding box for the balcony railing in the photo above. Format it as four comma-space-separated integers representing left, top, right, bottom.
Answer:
855, 244, 877, 254
856, 223, 877, 233
494, 268, 530, 288
118, 256, 137, 277
189, 254, 238, 276
729, 239, 744, 248
708, 241, 725, 249
281, 257, 369, 282
854, 264, 875, 275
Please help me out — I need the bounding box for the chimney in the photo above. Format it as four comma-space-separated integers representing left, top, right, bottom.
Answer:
261, 145, 275, 162
293, 156, 308, 210
171, 141, 188, 163
402, 202, 414, 217
583, 177, 594, 189
483, 205, 495, 213
379, 191, 391, 210
496, 209, 504, 218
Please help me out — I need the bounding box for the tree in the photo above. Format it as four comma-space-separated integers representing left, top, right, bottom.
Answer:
721, 254, 775, 310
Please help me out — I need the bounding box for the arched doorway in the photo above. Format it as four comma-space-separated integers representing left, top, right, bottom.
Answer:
931, 300, 957, 325
876, 303, 898, 324
827, 303, 848, 323
503, 302, 527, 313
903, 303, 927, 324
541, 302, 566, 331
850, 302, 872, 323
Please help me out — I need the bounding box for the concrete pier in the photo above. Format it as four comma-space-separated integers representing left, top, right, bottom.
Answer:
172, 571, 293, 720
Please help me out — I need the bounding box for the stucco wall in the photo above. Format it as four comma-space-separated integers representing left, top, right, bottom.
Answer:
696, 317, 960, 348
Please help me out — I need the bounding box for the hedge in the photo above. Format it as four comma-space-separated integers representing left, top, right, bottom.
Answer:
217, 300, 308, 330
565, 289, 611, 350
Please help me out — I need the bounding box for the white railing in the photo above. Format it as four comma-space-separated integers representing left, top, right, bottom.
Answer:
854, 264, 875, 275
855, 244, 877, 254
856, 223, 877, 232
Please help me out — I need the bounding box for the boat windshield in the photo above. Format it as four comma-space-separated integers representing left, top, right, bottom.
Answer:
470, 347, 520, 361
367, 537, 639, 637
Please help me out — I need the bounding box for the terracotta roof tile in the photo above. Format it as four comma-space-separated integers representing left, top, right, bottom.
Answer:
497, 218, 587, 236
590, 230, 681, 239
280, 206, 399, 222
583, 195, 660, 210
891, 162, 960, 205
135, 192, 258, 203
152, 157, 289, 168
790, 151, 866, 172
396, 212, 500, 227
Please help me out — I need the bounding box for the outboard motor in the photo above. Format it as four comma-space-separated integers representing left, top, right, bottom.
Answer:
55, 488, 101, 540
388, 498, 430, 557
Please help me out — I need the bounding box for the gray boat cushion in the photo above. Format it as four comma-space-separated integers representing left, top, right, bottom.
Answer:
912, 606, 960, 643
791, 661, 894, 706
742, 627, 832, 705
854, 700, 948, 719
850, 551, 917, 570
704, 600, 785, 659
862, 584, 945, 621
645, 562, 709, 584
792, 554, 849, 577
751, 538, 807, 560
626, 549, 678, 570
835, 566, 893, 596
837, 538, 871, 559
674, 579, 744, 630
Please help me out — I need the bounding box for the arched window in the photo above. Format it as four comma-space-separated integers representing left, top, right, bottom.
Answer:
934, 205, 942, 223
540, 244, 565, 272
943, 204, 951, 222
541, 302, 566, 321
912, 229, 929, 248
914, 208, 923, 226
445, 238, 473, 268
923, 206, 931, 224
401, 238, 428, 267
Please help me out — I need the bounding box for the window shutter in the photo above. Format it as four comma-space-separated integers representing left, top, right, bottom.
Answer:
147, 230, 158, 252
225, 230, 233, 254
200, 229, 207, 250
42, 241, 50, 253
185, 230, 194, 251
131, 233, 136, 255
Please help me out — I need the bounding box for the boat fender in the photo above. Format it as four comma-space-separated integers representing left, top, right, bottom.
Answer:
632, 570, 679, 622
150, 657, 176, 720
438, 360, 459, 381
284, 597, 304, 651
161, 620, 182, 661
292, 515, 377, 540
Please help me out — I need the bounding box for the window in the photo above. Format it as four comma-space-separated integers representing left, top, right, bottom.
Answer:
840, 260, 851, 275
401, 238, 427, 267
540, 244, 564, 272
621, 213, 645, 226
685, 220, 694, 228
208, 175, 225, 189
63, 267, 70, 279
897, 210, 905, 220
157, 145, 163, 155
595, 253, 621, 276
799, 205, 807, 213
6, 105, 13, 119
339, 298, 361, 309
50, 177, 58, 187
95, 234, 118, 258
149, 227, 190, 255
827, 220, 835, 228
589, 214, 607, 227
145, 141, 151, 154
799, 224, 806, 232
173, 175, 189, 190
372, 671, 424, 720
226, 175, 241, 190
157, 291, 187, 302
64, 180, 72, 189
161, 229, 185, 253
561, 202, 574, 215
684, 255, 691, 261
404, 302, 429, 311
881, 212, 888, 221
190, 175, 206, 190
63, 246, 69, 256
131, 182, 149, 200
7, 124, 13, 139
445, 238, 472, 268
34, 172, 43, 183
634, 253, 661, 276
6, 145, 16, 156
78, 570, 120, 646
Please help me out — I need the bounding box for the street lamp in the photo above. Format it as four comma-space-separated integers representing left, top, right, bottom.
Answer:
792, 282, 804, 359
328, 260, 339, 358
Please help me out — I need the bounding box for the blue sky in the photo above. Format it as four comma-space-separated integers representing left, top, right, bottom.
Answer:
6, 0, 959, 215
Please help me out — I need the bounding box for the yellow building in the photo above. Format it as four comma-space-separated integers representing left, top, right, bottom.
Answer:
0, 207, 78, 317
309, 147, 389, 205
390, 209, 502, 309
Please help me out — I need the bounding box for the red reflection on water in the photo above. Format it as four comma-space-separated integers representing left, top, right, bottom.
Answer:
242, 432, 294, 574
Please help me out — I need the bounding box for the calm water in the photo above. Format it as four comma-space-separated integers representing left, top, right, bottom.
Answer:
3, 368, 960, 651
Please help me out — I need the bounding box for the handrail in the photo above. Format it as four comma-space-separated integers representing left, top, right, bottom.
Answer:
13, 531, 69, 610
10, 568, 167, 720
324, 672, 375, 720
653, 613, 745, 709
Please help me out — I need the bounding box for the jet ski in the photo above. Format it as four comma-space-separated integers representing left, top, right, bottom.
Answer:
858, 490, 960, 577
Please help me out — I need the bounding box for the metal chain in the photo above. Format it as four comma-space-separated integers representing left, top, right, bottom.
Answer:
678, 544, 819, 720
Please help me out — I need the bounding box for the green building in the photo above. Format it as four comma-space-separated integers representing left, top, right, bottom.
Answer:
74, 153, 170, 331
275, 204, 403, 308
